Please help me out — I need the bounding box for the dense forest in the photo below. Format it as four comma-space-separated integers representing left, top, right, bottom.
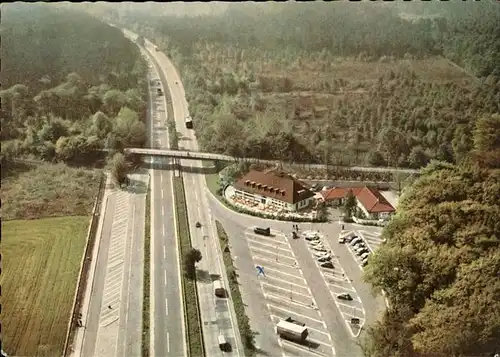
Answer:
362, 120, 500, 357
0, 4, 148, 168
99, 2, 499, 169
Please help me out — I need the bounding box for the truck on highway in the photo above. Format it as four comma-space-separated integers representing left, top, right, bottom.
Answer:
276, 319, 308, 342
254, 227, 271, 236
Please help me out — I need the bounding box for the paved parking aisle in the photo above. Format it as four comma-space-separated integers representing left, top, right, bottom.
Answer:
244, 227, 336, 357
301, 231, 366, 338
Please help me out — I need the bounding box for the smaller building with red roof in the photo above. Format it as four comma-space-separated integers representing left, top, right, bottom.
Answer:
321, 186, 395, 220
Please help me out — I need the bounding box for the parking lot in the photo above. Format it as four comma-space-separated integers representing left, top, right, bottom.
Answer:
357, 230, 385, 252
244, 227, 336, 357
301, 230, 366, 338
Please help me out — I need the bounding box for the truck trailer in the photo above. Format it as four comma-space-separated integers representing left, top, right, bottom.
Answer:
276, 319, 309, 342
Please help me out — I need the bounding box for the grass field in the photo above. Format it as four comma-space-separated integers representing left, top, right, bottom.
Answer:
0, 216, 89, 357
173, 177, 205, 357
2, 162, 101, 220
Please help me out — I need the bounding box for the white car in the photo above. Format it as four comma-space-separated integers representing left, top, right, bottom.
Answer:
312, 246, 328, 253
350, 238, 362, 246
352, 241, 366, 248
314, 251, 330, 258
356, 247, 370, 256
309, 240, 323, 246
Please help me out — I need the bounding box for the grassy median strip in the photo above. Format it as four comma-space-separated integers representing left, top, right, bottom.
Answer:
142, 179, 151, 357
173, 176, 205, 357
215, 221, 257, 357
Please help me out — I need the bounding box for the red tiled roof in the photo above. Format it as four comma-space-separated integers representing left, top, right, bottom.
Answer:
234, 170, 315, 205
321, 186, 395, 213
321, 187, 362, 200
355, 187, 395, 213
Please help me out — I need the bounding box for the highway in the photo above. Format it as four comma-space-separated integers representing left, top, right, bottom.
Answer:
140, 42, 186, 357
143, 38, 244, 356
124, 148, 421, 175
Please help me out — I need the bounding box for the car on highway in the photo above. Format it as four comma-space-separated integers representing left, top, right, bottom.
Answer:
317, 255, 332, 262
319, 261, 334, 269
196, 222, 202, 228
337, 293, 353, 301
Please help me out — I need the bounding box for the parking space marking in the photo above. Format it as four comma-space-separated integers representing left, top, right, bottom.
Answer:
269, 315, 330, 337
245, 233, 289, 246
261, 282, 311, 298
280, 340, 328, 357
262, 266, 307, 282
253, 256, 298, 269
267, 303, 323, 324
265, 292, 314, 309
249, 244, 292, 257
264, 275, 309, 289
303, 232, 366, 338
247, 238, 294, 253
335, 301, 364, 311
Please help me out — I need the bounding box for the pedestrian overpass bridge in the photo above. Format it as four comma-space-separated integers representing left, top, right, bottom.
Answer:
123, 148, 421, 174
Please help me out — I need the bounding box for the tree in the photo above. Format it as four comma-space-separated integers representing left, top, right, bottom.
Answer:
362, 163, 500, 357
342, 189, 357, 218
114, 107, 147, 148
184, 248, 203, 280
109, 152, 129, 186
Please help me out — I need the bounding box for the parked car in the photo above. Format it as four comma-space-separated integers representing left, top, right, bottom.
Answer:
360, 252, 370, 260
320, 261, 334, 269
356, 248, 370, 256
361, 258, 369, 266
352, 241, 366, 249
337, 293, 353, 301
314, 251, 330, 258
305, 235, 320, 241
354, 244, 367, 253
345, 235, 357, 243
317, 255, 332, 262
311, 245, 327, 252
309, 240, 323, 246
350, 237, 362, 246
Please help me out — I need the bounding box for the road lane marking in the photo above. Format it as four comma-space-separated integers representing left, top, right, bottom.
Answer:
160, 174, 163, 184
165, 298, 169, 315
162, 225, 165, 236
167, 332, 170, 353
162, 206, 164, 215
163, 245, 166, 259
164, 270, 167, 285
262, 266, 306, 282
161, 189, 164, 199
322, 272, 346, 282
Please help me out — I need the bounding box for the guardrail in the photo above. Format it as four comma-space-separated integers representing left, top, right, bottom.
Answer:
63, 173, 106, 357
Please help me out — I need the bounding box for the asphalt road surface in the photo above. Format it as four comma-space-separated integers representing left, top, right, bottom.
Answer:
142, 46, 186, 357
244, 227, 336, 357
145, 39, 244, 357
81, 173, 147, 357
